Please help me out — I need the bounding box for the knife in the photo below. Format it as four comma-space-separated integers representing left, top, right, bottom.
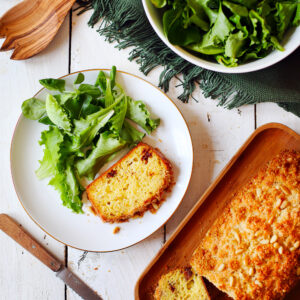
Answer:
0, 213, 102, 300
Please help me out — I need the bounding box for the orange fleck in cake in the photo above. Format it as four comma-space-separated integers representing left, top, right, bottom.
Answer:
86, 142, 173, 223
191, 150, 300, 300
154, 267, 210, 300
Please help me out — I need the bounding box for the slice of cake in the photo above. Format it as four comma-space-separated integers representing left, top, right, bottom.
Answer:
86, 142, 173, 223
154, 268, 210, 300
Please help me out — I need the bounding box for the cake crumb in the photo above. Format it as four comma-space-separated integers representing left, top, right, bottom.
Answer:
113, 226, 121, 234
207, 113, 211, 122
87, 206, 97, 216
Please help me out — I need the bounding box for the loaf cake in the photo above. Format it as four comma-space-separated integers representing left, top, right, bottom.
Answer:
86, 142, 173, 223
191, 150, 300, 299
154, 267, 210, 300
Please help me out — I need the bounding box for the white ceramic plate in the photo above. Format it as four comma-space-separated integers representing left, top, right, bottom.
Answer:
10, 69, 193, 252
142, 0, 300, 73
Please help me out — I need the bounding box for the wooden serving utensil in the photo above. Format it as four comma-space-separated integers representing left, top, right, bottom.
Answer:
0, 0, 76, 60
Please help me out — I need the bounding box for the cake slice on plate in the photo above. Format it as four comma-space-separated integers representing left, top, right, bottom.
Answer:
86, 142, 173, 223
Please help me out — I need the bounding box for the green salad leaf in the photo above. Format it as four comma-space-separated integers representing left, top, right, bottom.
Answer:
46, 94, 72, 132
151, 0, 167, 8
212, 5, 234, 41
78, 84, 102, 98
293, 3, 300, 25
63, 94, 84, 120
104, 66, 117, 107
21, 67, 159, 213
188, 0, 218, 25
126, 98, 160, 134
39, 78, 65, 92
71, 109, 115, 151
74, 73, 85, 85
151, 0, 300, 66
225, 31, 247, 58
80, 94, 99, 116
95, 70, 107, 90
223, 1, 248, 17
21, 98, 46, 120
275, 2, 297, 39
120, 120, 145, 145
49, 158, 84, 213
187, 5, 234, 55
163, 8, 201, 46
76, 132, 126, 179
109, 96, 128, 132
35, 126, 64, 180
230, 0, 257, 9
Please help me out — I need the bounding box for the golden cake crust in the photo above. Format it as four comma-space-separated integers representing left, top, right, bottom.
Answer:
86, 142, 173, 223
191, 150, 300, 300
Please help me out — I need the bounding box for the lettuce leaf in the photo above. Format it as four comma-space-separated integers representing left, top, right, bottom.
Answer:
223, 1, 248, 17
76, 132, 126, 179
275, 2, 297, 39
150, 0, 167, 8
21, 98, 45, 120
126, 98, 160, 134
120, 120, 145, 145
187, 5, 234, 55
46, 94, 72, 132
49, 157, 84, 213
105, 67, 117, 107
225, 31, 247, 58
95, 70, 107, 91
216, 55, 239, 66
163, 8, 202, 46
78, 84, 102, 98
39, 78, 65, 92
229, 0, 258, 9
69, 109, 114, 152
187, 0, 218, 25
35, 127, 64, 179
293, 3, 300, 26
74, 73, 84, 85
109, 96, 128, 133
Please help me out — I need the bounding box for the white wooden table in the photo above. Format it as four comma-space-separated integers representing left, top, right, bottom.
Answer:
0, 2, 299, 300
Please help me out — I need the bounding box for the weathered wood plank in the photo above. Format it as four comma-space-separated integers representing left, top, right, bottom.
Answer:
67, 10, 164, 300
165, 92, 255, 238
257, 103, 300, 133
0, 2, 70, 299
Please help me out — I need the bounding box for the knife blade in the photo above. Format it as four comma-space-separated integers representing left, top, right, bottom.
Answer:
57, 267, 102, 300
0, 214, 102, 300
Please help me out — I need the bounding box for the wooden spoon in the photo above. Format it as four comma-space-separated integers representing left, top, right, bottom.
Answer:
0, 0, 76, 60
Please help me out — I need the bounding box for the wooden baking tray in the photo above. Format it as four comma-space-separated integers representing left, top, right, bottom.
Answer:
135, 123, 300, 300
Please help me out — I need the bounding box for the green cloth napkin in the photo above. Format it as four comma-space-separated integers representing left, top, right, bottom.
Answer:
76, 0, 300, 117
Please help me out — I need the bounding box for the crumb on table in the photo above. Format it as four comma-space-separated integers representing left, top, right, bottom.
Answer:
113, 226, 121, 234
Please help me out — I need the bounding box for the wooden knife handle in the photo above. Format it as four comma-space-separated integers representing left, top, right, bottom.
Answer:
0, 214, 62, 272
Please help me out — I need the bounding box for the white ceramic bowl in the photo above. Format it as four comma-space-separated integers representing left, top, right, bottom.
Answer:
142, 0, 300, 73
